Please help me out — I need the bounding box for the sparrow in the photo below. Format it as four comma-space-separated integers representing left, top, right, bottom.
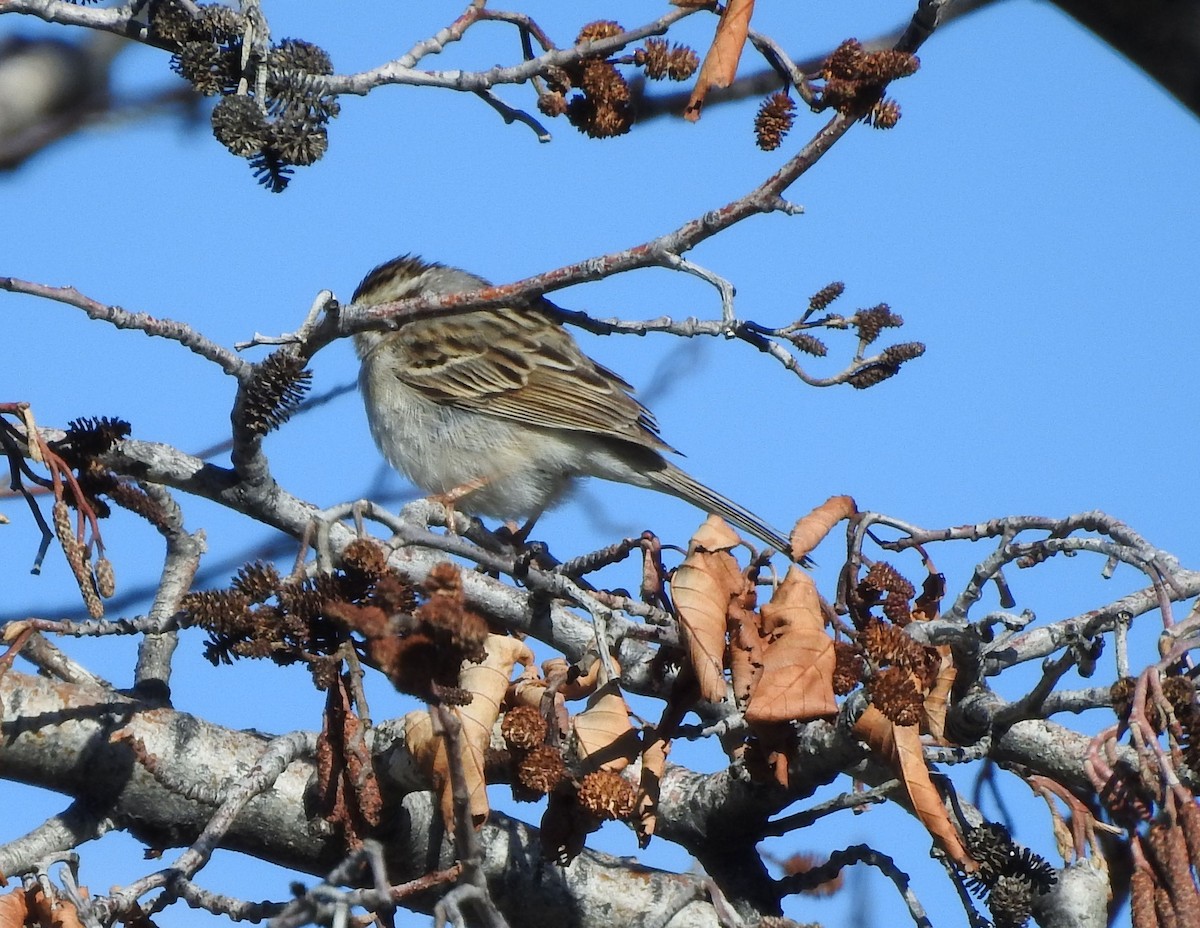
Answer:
352, 255, 793, 555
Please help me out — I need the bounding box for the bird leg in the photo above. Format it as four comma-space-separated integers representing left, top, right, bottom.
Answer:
429, 475, 493, 535
508, 511, 546, 546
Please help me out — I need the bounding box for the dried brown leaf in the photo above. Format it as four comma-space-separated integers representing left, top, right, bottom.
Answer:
507, 666, 570, 738
9, 886, 86, 928
744, 568, 836, 724
912, 569, 945, 622
728, 584, 764, 707
405, 634, 534, 829
560, 653, 616, 701
921, 645, 956, 741
853, 704, 973, 868
685, 0, 755, 121
573, 682, 638, 773
673, 526, 748, 702
635, 731, 670, 847
689, 513, 743, 552
0, 890, 27, 928
457, 634, 534, 819
789, 495, 856, 563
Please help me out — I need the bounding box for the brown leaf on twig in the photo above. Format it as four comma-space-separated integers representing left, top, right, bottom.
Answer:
912, 569, 945, 622
853, 705, 974, 868
506, 665, 570, 739
921, 646, 956, 740
690, 513, 743, 551
559, 653, 615, 701
728, 578, 764, 708
685, 0, 756, 121
744, 568, 836, 724
0, 885, 86, 928
672, 516, 748, 702
789, 495, 856, 564
405, 634, 534, 829
573, 681, 639, 773
0, 889, 29, 927
635, 730, 669, 847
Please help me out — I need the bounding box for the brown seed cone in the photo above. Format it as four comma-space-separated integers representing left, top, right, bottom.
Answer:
987, 874, 1034, 928
881, 342, 926, 365
881, 590, 913, 626
1111, 676, 1137, 719
517, 744, 567, 795
847, 362, 900, 389
855, 304, 903, 344
579, 59, 630, 104
808, 281, 845, 313
860, 49, 920, 82
576, 20, 623, 44
538, 91, 568, 118
1162, 675, 1196, 716
832, 641, 865, 695
824, 39, 865, 80
636, 39, 698, 81
861, 561, 915, 598
867, 666, 923, 726
868, 98, 902, 129
502, 705, 548, 751
754, 92, 795, 152
577, 769, 636, 820
858, 618, 909, 664
340, 538, 389, 580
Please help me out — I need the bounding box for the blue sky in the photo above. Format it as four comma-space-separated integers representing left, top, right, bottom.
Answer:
2, 1, 1197, 925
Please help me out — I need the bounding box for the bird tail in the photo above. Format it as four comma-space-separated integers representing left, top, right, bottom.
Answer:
649, 463, 808, 564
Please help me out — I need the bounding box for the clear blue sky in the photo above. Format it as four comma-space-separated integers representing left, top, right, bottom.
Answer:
2, 1, 1196, 925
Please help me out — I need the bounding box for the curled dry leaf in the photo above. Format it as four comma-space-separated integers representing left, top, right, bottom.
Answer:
405, 633, 534, 829
572, 681, 638, 773
727, 583, 764, 708
672, 516, 748, 703
0, 886, 86, 928
685, 0, 755, 121
689, 513, 743, 552
506, 665, 570, 738
853, 704, 974, 869
912, 569, 945, 622
744, 567, 836, 724
635, 731, 670, 848
905, 564, 955, 740
559, 652, 620, 701
789, 495, 857, 564
921, 646, 956, 741
0, 889, 29, 927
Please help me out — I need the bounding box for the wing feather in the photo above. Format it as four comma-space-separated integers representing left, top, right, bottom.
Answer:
393, 308, 674, 452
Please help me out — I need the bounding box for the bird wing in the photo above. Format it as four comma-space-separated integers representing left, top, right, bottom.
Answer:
393, 307, 676, 453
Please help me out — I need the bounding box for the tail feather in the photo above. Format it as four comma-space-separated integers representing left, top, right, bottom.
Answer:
649, 462, 807, 563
